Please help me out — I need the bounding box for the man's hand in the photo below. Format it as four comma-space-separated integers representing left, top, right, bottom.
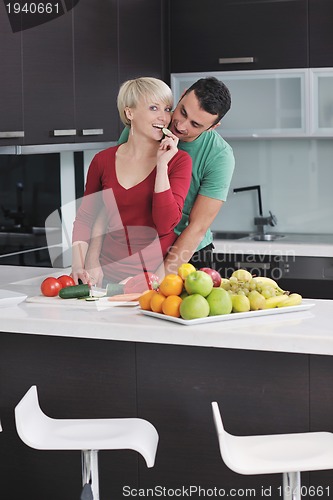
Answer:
163, 194, 223, 274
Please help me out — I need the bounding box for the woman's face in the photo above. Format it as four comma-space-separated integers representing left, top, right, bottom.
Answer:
129, 97, 172, 140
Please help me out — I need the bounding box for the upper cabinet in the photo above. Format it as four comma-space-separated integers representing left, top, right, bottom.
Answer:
73, 0, 119, 144
310, 69, 333, 136
118, 0, 166, 83
169, 0, 308, 73
0, 0, 165, 147
22, 5, 76, 145
172, 68, 333, 138
309, 0, 333, 67
0, 10, 24, 146
171, 70, 309, 138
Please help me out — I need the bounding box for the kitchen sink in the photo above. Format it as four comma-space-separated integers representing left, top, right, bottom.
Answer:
213, 231, 286, 241
212, 231, 251, 240
249, 234, 285, 241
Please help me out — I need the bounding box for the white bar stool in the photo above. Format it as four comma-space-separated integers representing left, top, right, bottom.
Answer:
15, 386, 159, 499
212, 401, 333, 500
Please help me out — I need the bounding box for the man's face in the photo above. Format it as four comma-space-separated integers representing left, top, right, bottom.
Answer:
169, 90, 220, 142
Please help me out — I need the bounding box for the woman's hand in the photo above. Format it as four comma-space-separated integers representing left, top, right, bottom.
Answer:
85, 261, 104, 288
156, 132, 179, 166
71, 267, 91, 285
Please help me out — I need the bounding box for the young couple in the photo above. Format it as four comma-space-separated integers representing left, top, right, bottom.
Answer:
72, 76, 235, 287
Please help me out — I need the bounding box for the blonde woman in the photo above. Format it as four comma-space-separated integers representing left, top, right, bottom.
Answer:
72, 77, 192, 285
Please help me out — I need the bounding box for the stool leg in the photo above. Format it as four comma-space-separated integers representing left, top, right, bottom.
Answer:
282, 471, 301, 500
82, 450, 100, 500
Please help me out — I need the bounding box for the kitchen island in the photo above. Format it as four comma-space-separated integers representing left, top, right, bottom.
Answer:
1, 265, 333, 499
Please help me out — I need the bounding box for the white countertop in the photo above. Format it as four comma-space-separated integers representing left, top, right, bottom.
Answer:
213, 233, 333, 257
1, 265, 333, 356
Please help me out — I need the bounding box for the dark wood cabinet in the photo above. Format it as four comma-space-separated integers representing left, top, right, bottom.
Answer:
74, 0, 119, 143
1, 0, 166, 146
118, 0, 166, 83
22, 0, 119, 145
309, 0, 333, 67
117, 0, 166, 134
0, 6, 24, 146
22, 9, 76, 145
169, 0, 308, 73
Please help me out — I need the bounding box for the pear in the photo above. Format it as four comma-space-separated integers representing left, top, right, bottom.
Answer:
232, 294, 251, 313
248, 290, 266, 310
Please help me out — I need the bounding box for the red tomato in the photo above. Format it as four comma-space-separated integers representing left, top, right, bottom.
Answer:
41, 277, 62, 297
57, 275, 75, 288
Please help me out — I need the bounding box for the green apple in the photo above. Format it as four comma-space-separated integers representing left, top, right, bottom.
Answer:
180, 294, 210, 320
206, 288, 232, 316
184, 270, 213, 297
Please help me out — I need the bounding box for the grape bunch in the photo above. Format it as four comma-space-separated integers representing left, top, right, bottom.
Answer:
220, 269, 302, 312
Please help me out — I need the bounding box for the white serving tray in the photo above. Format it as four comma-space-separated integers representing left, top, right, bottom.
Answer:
0, 290, 28, 307
139, 302, 315, 326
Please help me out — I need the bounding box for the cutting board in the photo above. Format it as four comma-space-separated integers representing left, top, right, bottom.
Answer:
26, 295, 138, 308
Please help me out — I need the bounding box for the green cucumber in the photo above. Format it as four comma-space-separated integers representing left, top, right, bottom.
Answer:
59, 284, 90, 299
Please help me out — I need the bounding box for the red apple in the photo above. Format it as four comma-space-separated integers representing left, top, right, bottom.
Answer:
199, 267, 222, 287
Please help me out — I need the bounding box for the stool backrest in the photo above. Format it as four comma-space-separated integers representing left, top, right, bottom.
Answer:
15, 385, 47, 449
211, 401, 237, 470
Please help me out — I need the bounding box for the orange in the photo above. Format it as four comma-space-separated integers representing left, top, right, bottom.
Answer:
150, 292, 166, 313
138, 289, 157, 311
159, 273, 184, 296
162, 295, 183, 317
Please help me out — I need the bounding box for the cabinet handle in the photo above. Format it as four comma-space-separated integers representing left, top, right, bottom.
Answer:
79, 129, 104, 136
0, 131, 25, 138
51, 129, 77, 137
235, 262, 270, 270
218, 57, 254, 64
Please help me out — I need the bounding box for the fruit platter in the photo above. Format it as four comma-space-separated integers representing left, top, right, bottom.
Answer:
136, 264, 315, 325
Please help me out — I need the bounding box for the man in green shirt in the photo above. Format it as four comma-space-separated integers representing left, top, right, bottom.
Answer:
84, 77, 234, 284
118, 77, 235, 274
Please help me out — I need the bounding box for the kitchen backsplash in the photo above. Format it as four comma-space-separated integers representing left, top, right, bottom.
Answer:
212, 138, 333, 235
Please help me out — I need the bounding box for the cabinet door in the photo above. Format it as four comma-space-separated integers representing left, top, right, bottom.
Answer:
22, 7, 75, 145
309, 0, 333, 67
118, 0, 166, 83
310, 69, 333, 136
170, 0, 308, 73
171, 70, 309, 138
0, 5, 24, 146
74, 0, 119, 143
116, 0, 166, 138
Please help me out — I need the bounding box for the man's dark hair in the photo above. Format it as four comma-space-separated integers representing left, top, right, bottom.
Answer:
184, 77, 231, 125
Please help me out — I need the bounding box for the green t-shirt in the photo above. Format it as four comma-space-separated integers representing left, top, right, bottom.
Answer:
118, 128, 235, 251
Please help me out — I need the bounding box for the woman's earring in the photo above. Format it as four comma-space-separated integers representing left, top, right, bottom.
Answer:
131, 124, 134, 136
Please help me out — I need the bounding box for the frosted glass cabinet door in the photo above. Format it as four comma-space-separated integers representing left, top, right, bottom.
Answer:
310, 69, 333, 135
171, 70, 308, 138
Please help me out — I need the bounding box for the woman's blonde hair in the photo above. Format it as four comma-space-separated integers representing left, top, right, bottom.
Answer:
117, 77, 173, 126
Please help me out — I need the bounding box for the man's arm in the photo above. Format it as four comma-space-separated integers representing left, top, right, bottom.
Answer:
162, 194, 223, 275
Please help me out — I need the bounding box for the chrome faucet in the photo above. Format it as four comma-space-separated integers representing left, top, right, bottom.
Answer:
254, 211, 277, 236
233, 185, 277, 235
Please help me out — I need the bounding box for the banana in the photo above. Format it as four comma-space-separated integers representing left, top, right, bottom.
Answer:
252, 276, 287, 294
277, 293, 302, 307
265, 295, 290, 308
